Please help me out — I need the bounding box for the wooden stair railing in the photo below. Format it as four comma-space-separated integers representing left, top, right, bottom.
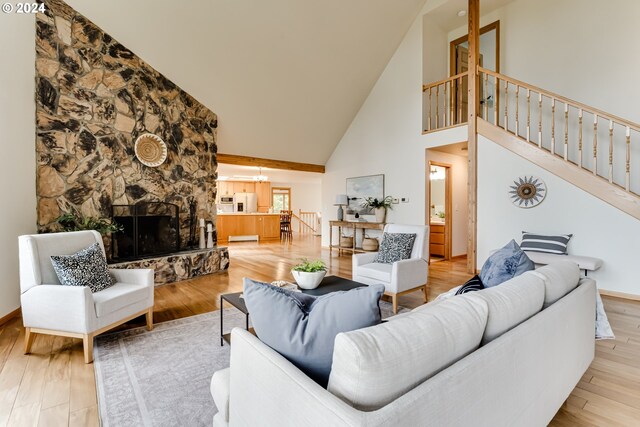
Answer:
423, 67, 640, 219
477, 67, 640, 194
422, 72, 469, 133
291, 211, 318, 234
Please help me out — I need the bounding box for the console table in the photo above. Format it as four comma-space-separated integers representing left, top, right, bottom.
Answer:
329, 220, 385, 256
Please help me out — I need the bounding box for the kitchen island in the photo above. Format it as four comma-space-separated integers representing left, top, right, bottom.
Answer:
216, 213, 281, 243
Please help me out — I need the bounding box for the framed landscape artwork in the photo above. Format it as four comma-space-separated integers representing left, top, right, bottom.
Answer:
346, 174, 384, 220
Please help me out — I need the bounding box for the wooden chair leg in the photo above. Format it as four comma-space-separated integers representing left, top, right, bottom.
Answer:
146, 308, 154, 331
422, 285, 428, 303
83, 334, 94, 364
24, 327, 36, 354
392, 294, 398, 314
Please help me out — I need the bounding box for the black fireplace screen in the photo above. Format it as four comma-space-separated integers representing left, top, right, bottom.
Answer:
112, 202, 180, 261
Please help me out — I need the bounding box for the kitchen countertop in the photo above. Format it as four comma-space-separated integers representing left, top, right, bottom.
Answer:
217, 212, 282, 216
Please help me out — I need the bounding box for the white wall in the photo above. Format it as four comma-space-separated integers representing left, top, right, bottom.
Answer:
448, 0, 640, 123
271, 181, 322, 214
323, 0, 639, 295
322, 0, 467, 248
0, 13, 37, 318
478, 136, 640, 294
426, 151, 468, 257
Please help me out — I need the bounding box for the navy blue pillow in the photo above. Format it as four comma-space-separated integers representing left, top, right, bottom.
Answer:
455, 275, 484, 295
480, 240, 534, 287
242, 278, 384, 387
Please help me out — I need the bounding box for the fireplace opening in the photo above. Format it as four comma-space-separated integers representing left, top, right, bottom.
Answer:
112, 202, 180, 261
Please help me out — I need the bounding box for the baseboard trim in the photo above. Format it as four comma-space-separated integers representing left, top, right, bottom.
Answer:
0, 307, 21, 326
451, 254, 467, 260
599, 289, 640, 302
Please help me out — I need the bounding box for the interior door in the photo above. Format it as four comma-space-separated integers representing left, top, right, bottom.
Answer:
453, 47, 482, 124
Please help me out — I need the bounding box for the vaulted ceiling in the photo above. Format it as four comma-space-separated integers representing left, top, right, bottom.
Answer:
65, 0, 426, 165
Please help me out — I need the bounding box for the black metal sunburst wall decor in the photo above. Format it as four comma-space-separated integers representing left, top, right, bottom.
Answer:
509, 176, 546, 208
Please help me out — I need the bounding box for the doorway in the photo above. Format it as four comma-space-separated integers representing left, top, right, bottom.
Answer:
425, 142, 469, 263
427, 162, 451, 262
449, 20, 499, 123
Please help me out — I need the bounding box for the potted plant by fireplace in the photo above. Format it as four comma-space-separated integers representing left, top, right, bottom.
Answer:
56, 213, 123, 235
291, 258, 327, 290
362, 196, 393, 223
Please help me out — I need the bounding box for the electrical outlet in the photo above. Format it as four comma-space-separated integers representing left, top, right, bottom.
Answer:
392, 198, 399, 204
401, 197, 409, 203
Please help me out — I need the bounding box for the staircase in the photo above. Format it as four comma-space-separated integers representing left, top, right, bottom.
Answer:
423, 68, 640, 220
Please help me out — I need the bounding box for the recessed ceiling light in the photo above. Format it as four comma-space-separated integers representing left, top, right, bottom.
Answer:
457, 10, 467, 17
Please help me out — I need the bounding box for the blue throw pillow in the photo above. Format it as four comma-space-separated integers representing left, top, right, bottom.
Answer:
242, 278, 384, 387
480, 240, 534, 288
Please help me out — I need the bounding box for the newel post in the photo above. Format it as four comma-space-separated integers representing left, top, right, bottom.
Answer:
467, 0, 480, 274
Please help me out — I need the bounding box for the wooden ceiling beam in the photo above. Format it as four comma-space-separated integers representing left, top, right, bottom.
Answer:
216, 153, 325, 173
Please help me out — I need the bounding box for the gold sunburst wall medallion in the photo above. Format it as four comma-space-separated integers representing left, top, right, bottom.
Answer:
509, 176, 546, 208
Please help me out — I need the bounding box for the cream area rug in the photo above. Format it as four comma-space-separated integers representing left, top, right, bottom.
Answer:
94, 302, 407, 427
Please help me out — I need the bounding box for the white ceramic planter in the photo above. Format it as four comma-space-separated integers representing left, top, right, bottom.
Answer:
291, 269, 326, 290
375, 207, 386, 223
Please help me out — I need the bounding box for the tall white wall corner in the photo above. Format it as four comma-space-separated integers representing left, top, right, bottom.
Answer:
477, 135, 640, 296
0, 12, 37, 317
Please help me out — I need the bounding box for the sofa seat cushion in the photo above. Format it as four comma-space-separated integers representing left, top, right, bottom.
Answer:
355, 263, 392, 283
327, 294, 488, 411
530, 260, 581, 308
470, 272, 545, 345
93, 282, 150, 317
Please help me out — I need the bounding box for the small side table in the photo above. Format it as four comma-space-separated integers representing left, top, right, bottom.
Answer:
220, 292, 251, 346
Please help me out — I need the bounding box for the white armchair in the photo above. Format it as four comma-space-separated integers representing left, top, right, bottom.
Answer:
19, 230, 154, 363
352, 224, 429, 313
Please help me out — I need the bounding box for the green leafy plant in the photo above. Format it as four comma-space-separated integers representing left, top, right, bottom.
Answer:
437, 211, 445, 219
292, 258, 327, 273
362, 196, 394, 210
56, 213, 124, 235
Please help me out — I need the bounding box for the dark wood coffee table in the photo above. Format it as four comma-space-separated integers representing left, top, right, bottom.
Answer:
220, 275, 366, 345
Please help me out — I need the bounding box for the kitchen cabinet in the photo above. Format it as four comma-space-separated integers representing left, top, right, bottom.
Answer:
216, 214, 281, 242
255, 182, 271, 212
217, 181, 233, 198
233, 182, 255, 193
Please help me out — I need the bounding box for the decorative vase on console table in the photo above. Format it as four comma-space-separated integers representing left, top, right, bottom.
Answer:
362, 196, 393, 223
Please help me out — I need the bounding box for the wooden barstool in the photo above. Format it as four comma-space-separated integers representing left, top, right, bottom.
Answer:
280, 210, 292, 241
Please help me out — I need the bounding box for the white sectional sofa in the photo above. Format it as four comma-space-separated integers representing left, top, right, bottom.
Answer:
211, 261, 595, 427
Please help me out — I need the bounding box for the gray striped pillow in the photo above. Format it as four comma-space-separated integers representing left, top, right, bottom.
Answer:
521, 232, 572, 255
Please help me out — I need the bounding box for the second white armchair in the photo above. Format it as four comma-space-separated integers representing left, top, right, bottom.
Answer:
352, 224, 429, 313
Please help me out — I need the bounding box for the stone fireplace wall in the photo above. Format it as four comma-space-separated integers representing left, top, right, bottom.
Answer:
35, 0, 218, 256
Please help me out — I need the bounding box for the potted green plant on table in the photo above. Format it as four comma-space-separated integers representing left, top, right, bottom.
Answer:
291, 258, 327, 290
362, 196, 393, 223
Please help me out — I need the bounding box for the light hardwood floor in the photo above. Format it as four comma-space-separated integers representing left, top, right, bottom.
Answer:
0, 235, 638, 426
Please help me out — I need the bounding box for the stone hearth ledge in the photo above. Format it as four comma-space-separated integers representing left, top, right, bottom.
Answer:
109, 247, 229, 285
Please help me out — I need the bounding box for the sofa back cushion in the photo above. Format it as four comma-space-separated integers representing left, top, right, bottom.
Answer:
327, 294, 488, 410
529, 260, 581, 308
471, 272, 545, 345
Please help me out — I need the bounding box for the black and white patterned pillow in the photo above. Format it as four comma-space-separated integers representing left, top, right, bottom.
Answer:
374, 232, 417, 264
455, 275, 484, 295
50, 242, 114, 293
521, 231, 572, 255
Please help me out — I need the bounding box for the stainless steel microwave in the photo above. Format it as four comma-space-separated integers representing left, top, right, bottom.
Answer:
220, 196, 234, 204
